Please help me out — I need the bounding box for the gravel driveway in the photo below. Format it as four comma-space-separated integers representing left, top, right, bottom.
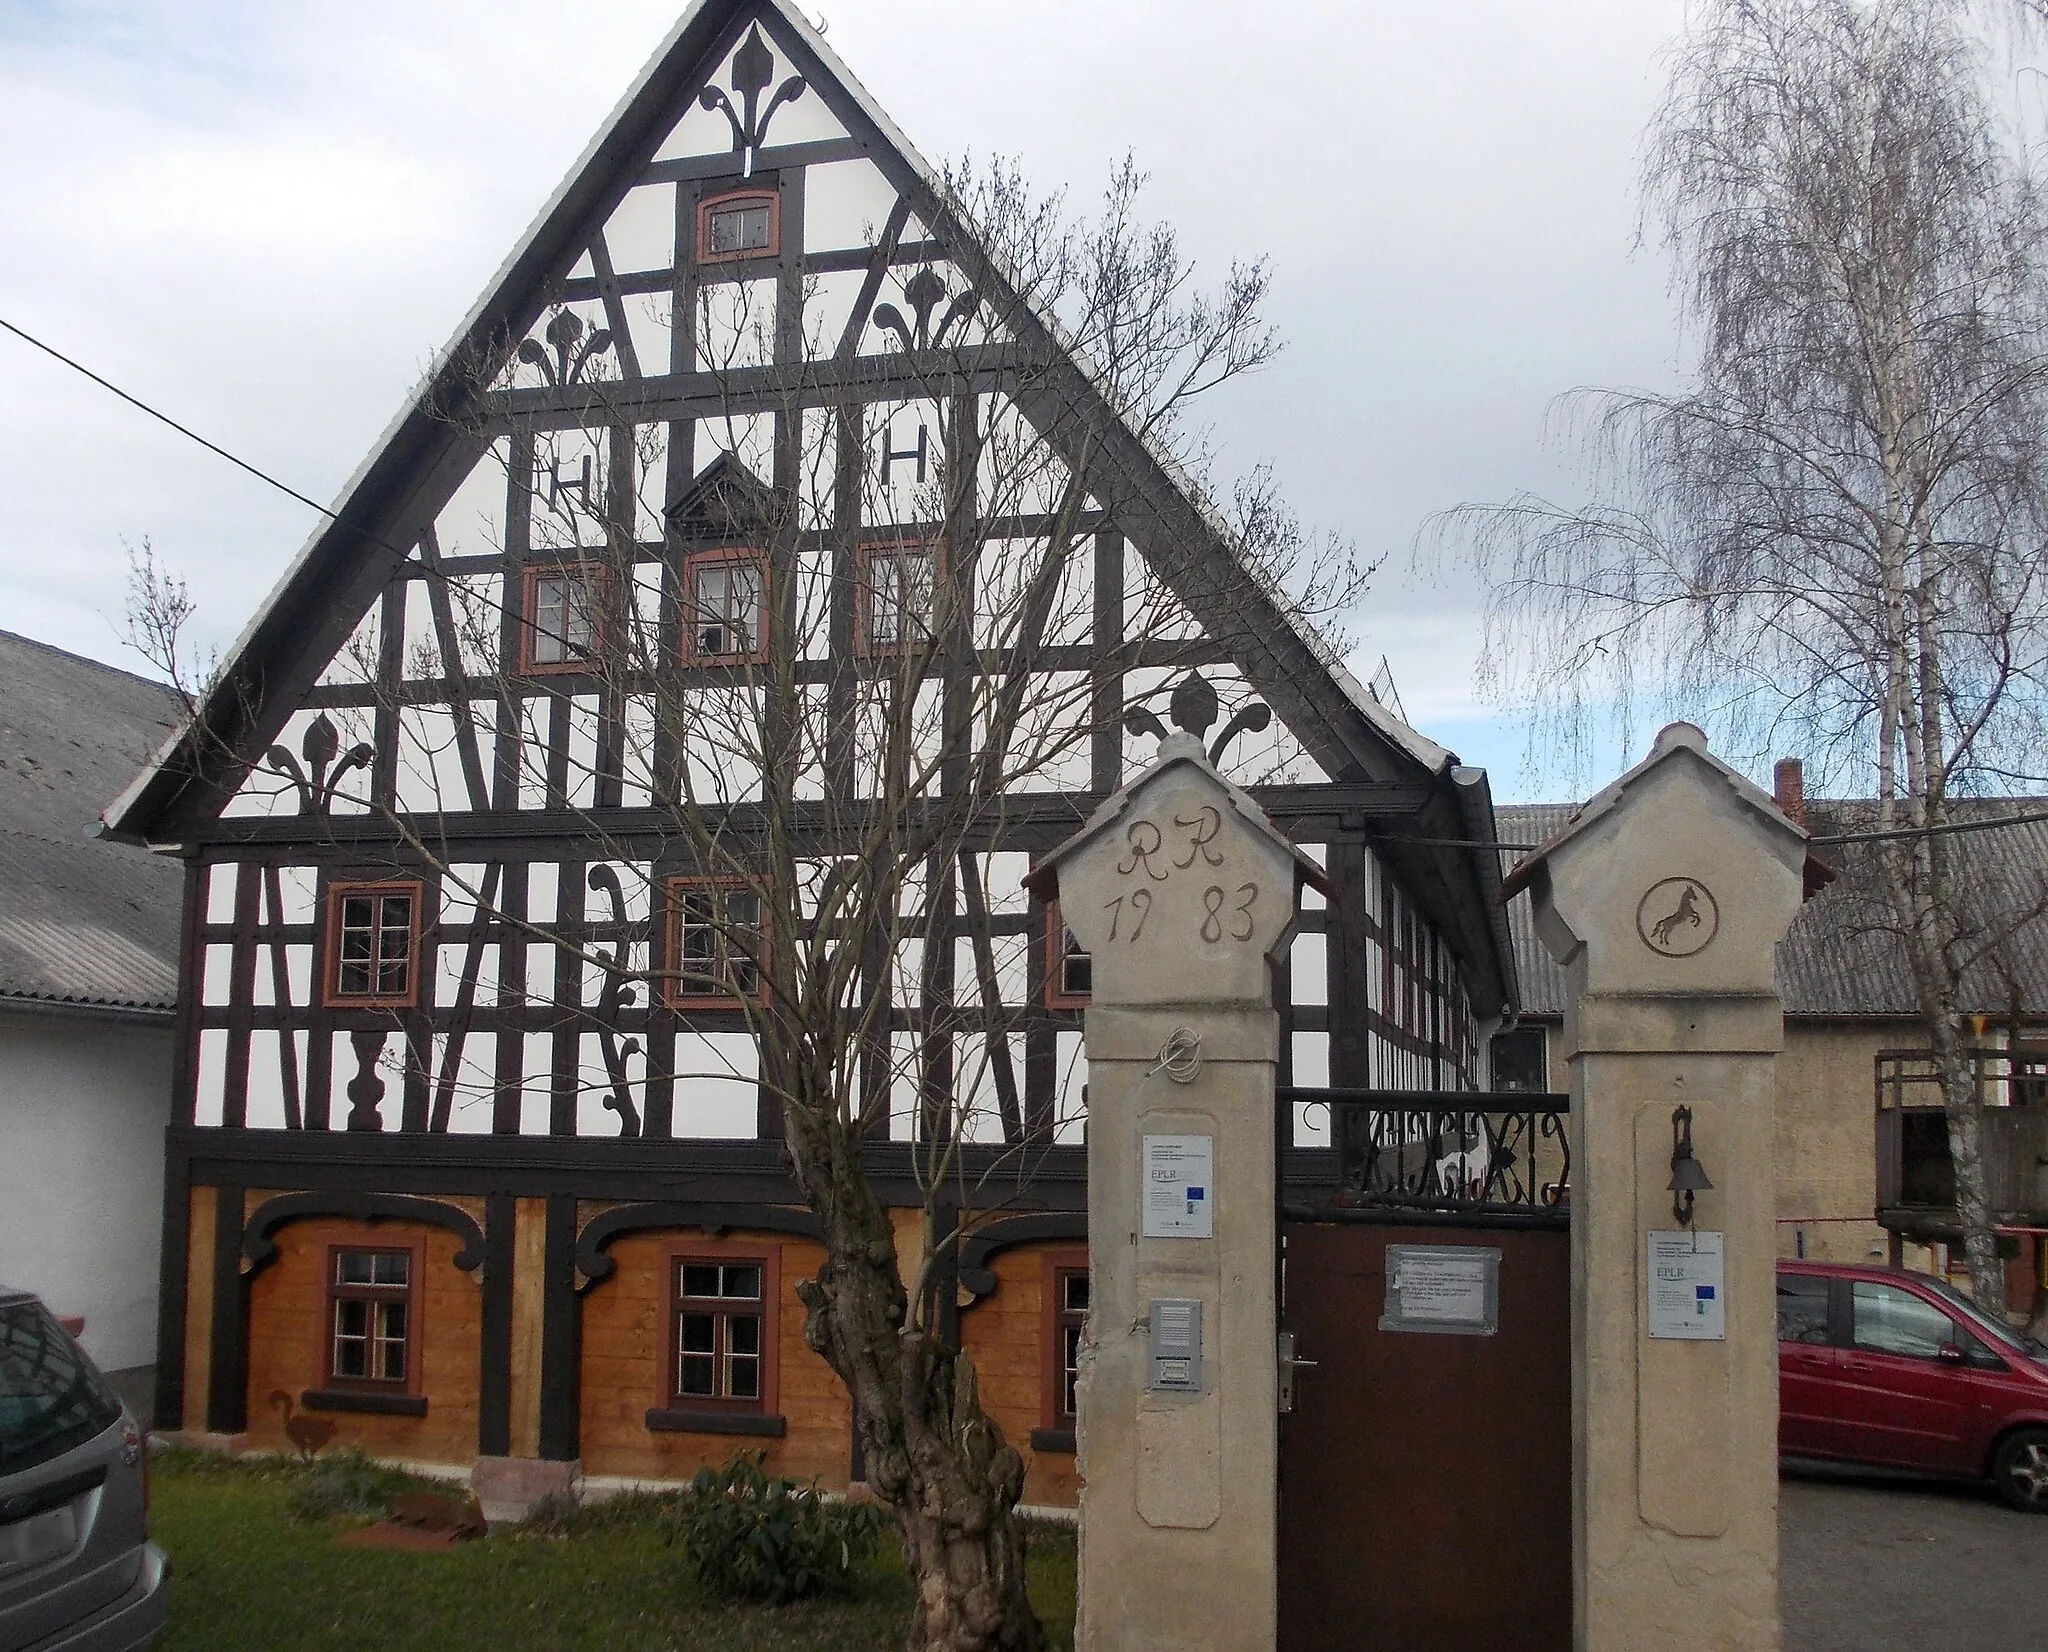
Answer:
1782, 1464, 2048, 1651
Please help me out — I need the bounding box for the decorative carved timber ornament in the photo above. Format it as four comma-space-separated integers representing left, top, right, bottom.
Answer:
872, 266, 979, 354
1122, 671, 1273, 767
663, 450, 784, 541
956, 1212, 1090, 1304
241, 1191, 486, 1279
518, 308, 614, 389
572, 1201, 823, 1293
263, 714, 373, 816
586, 865, 643, 1138
345, 1029, 389, 1132
699, 24, 807, 178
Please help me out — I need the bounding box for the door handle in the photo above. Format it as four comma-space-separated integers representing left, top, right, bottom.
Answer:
1277, 1331, 1318, 1415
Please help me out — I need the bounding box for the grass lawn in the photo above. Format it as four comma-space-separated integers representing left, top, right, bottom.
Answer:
150, 1449, 1077, 1652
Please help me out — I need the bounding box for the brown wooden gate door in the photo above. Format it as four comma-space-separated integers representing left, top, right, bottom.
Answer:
1277, 1221, 1571, 1652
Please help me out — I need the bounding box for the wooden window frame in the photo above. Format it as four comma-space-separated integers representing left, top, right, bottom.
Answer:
646, 1240, 783, 1436
696, 188, 780, 265
310, 1235, 426, 1410
854, 538, 943, 658
663, 875, 769, 1009
319, 879, 425, 1010
1044, 900, 1091, 1010
1032, 1249, 1089, 1453
679, 546, 771, 666
519, 559, 607, 673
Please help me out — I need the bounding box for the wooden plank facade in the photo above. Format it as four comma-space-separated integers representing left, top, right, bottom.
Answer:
108, 0, 1517, 1502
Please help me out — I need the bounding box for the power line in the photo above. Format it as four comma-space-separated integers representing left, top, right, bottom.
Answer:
1385, 808, 2048, 856
0, 313, 347, 526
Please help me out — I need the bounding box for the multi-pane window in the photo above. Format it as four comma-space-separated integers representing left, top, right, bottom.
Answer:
673, 1260, 765, 1407
699, 191, 777, 261
328, 1249, 412, 1387
523, 564, 602, 669
860, 542, 937, 654
1053, 1269, 1089, 1423
324, 882, 420, 1007
667, 878, 764, 1005
683, 552, 767, 663
1045, 905, 1091, 1008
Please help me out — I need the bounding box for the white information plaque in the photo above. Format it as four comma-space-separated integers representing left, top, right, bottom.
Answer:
1141, 1134, 1215, 1239
1647, 1230, 1725, 1340
1379, 1244, 1501, 1336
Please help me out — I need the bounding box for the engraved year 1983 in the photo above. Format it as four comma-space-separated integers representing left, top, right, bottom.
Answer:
1105, 806, 1258, 944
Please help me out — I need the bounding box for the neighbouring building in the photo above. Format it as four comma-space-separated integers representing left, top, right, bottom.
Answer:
1499, 763, 2048, 1311
102, 0, 1517, 1507
1, 630, 182, 1394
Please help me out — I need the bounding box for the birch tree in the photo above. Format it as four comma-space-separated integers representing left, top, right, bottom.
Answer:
1433, 0, 2048, 1313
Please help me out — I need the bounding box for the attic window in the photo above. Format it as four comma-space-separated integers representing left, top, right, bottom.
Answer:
699, 191, 777, 263
858, 540, 939, 655
682, 549, 768, 664
522, 563, 604, 671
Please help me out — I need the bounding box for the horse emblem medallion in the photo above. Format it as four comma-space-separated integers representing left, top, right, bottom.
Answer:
1636, 877, 1720, 959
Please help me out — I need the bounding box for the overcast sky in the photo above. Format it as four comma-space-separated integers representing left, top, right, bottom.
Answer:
0, 0, 1690, 801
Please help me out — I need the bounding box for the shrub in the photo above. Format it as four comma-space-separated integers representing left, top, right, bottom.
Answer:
672, 1452, 886, 1604
283, 1448, 434, 1525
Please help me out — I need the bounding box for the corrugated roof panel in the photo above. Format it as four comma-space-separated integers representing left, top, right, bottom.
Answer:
0, 632, 182, 1011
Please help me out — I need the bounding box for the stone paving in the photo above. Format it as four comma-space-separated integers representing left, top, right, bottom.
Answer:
1782, 1465, 2048, 1651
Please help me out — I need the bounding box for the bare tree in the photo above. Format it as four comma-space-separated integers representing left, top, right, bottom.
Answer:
1429, 0, 2048, 1314
133, 157, 1363, 1652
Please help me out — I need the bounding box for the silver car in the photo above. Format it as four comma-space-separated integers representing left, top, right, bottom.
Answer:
0, 1286, 166, 1651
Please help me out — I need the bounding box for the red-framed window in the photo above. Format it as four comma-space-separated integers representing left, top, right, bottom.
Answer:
664, 876, 766, 1008
665, 1245, 779, 1413
680, 548, 769, 665
856, 539, 940, 656
324, 1240, 422, 1393
1041, 1250, 1090, 1433
321, 880, 424, 1009
1044, 901, 1091, 1009
697, 189, 779, 264
520, 561, 605, 672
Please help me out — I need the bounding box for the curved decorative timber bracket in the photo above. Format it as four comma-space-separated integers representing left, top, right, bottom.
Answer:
957, 1211, 1090, 1303
241, 1191, 486, 1279
573, 1200, 823, 1293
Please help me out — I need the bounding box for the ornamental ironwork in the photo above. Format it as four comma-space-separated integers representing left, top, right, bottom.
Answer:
1282, 1088, 1571, 1225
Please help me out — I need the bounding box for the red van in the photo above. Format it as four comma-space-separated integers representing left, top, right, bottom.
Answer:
1777, 1260, 2048, 1510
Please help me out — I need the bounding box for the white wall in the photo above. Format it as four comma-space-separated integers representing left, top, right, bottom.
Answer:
0, 1006, 173, 1374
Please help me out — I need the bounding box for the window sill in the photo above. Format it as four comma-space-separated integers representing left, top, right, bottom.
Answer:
1028, 1428, 1076, 1455
645, 1407, 786, 1438
302, 1388, 428, 1418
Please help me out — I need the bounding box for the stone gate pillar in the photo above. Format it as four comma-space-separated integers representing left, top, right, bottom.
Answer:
1506, 723, 1808, 1652
1027, 712, 1320, 1652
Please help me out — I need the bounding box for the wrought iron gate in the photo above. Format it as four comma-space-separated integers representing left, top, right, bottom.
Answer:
1276, 1089, 1572, 1652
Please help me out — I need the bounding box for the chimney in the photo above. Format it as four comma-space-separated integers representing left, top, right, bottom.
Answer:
1773, 757, 1806, 828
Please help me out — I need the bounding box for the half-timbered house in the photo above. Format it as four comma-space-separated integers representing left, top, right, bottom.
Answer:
103, 0, 1518, 1510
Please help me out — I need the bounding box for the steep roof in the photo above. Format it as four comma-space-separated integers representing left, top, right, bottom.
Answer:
93, 0, 1515, 1012
1500, 797, 2048, 1020
0, 633, 181, 1014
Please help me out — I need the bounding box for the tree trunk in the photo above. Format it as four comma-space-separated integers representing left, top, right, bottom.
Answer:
788, 1115, 1045, 1652
1928, 1016, 2010, 1317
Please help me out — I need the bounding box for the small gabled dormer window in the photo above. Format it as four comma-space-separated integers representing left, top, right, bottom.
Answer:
522, 562, 604, 671
681, 549, 769, 665
698, 190, 778, 263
